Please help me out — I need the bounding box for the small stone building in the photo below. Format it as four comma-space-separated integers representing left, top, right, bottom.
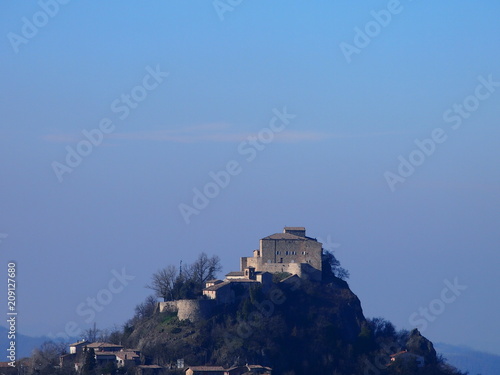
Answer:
69, 340, 90, 354
203, 267, 272, 304
389, 350, 425, 368
60, 342, 140, 371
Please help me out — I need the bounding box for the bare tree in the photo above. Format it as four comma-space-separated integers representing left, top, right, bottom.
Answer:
30, 341, 67, 374
322, 250, 349, 281
107, 325, 124, 345
82, 323, 99, 342
146, 253, 222, 301
146, 264, 178, 301
190, 252, 222, 287
97, 328, 110, 343
134, 295, 158, 320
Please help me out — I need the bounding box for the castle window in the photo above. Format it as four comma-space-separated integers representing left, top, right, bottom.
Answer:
302, 251, 306, 255
285, 251, 289, 255
276, 251, 281, 255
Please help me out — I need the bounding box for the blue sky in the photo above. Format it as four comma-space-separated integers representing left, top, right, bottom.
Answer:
1, 0, 500, 356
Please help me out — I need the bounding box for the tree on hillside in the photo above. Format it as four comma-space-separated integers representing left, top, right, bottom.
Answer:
82, 323, 100, 342
146, 264, 178, 301
134, 295, 158, 320
322, 250, 350, 281
107, 325, 125, 345
189, 252, 222, 289
30, 341, 67, 374
146, 253, 222, 301
367, 317, 396, 339
82, 347, 96, 375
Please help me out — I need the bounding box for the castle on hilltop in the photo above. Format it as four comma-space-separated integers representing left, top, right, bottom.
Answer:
240, 227, 323, 281
159, 227, 323, 320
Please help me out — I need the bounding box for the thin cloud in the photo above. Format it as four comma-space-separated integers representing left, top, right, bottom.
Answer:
41, 134, 81, 143
42, 124, 404, 144
109, 129, 333, 143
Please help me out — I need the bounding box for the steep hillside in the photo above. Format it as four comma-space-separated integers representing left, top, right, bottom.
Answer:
121, 276, 464, 375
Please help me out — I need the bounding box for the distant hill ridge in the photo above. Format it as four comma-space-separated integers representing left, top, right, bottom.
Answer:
435, 343, 500, 375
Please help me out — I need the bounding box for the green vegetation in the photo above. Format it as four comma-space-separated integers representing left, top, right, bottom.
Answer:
146, 252, 222, 301
25, 251, 466, 375
116, 274, 465, 375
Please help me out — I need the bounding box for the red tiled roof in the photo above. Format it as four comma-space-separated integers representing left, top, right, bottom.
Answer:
186, 365, 226, 371
204, 281, 230, 291
95, 351, 118, 357
226, 271, 245, 276
389, 350, 408, 358
69, 340, 89, 347
226, 279, 259, 284
115, 351, 140, 360
87, 342, 123, 349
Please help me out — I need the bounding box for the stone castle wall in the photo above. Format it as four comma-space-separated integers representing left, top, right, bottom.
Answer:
158, 299, 215, 322
240, 260, 321, 281
260, 238, 323, 271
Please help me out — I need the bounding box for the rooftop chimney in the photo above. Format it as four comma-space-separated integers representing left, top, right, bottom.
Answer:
284, 227, 306, 237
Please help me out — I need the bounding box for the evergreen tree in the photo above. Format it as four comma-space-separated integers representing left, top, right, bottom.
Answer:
82, 347, 96, 375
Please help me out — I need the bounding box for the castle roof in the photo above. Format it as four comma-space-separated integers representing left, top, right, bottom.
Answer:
262, 232, 308, 240
280, 274, 300, 283
204, 278, 260, 292
226, 271, 244, 277
203, 281, 230, 291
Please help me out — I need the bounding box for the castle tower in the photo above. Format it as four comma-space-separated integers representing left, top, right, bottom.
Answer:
240, 227, 323, 281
